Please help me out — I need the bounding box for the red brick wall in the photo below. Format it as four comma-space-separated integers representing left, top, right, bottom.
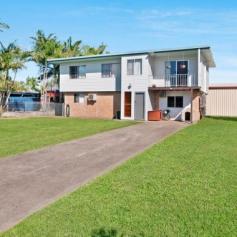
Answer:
64, 92, 121, 119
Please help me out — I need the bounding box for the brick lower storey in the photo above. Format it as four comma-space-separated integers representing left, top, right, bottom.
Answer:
64, 92, 121, 119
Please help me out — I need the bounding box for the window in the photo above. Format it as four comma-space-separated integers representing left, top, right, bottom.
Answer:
102, 64, 112, 77
74, 93, 85, 103
69, 66, 86, 79
165, 60, 188, 75
101, 63, 118, 77
175, 96, 183, 108
167, 96, 175, 107
70, 66, 78, 79
167, 96, 183, 108
78, 65, 86, 78
74, 93, 79, 103
127, 59, 142, 75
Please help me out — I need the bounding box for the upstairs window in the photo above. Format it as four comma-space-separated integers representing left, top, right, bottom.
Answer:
165, 60, 188, 75
101, 63, 118, 77
70, 66, 78, 79
78, 65, 86, 78
69, 66, 86, 79
167, 96, 183, 108
102, 64, 112, 77
127, 59, 142, 75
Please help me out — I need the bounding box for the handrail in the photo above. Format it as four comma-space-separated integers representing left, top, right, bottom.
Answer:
150, 74, 197, 87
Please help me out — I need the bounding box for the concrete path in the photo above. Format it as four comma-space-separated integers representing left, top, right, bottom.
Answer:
0, 121, 188, 232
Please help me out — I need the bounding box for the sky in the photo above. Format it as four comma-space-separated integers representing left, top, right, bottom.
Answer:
1, 0, 237, 84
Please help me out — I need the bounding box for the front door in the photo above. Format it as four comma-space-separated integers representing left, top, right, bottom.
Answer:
134, 92, 145, 120
124, 92, 131, 117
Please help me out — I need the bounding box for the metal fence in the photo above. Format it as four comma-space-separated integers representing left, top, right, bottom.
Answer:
5, 102, 65, 116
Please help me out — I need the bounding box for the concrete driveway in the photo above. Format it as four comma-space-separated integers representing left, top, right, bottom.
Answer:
0, 121, 188, 232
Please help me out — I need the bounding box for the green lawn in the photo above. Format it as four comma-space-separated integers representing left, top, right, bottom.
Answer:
1, 117, 237, 237
0, 117, 135, 158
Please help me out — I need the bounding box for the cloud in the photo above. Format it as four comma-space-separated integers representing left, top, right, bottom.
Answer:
136, 8, 237, 37
64, 6, 134, 17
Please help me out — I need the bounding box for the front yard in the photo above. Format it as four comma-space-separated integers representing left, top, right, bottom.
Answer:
0, 117, 135, 158
1, 117, 236, 236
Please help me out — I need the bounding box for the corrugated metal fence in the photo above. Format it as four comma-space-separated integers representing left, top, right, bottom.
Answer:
206, 88, 237, 117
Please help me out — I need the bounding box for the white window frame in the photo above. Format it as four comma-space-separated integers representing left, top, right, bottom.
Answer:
69, 65, 86, 79
74, 93, 85, 104
165, 60, 189, 75
127, 59, 142, 75
101, 63, 119, 78
78, 65, 86, 79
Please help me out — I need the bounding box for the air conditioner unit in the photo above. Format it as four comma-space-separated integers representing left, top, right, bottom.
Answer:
159, 91, 166, 97
87, 93, 97, 101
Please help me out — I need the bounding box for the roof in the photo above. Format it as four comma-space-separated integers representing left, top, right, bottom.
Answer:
47, 45, 215, 67
209, 83, 237, 89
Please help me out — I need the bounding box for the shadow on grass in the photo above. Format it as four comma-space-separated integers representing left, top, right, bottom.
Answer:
205, 116, 237, 122
91, 227, 145, 237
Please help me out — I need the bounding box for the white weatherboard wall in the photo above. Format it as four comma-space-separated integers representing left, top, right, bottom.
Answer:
159, 91, 192, 121
206, 88, 237, 116
60, 58, 121, 92
199, 53, 209, 93
120, 54, 152, 120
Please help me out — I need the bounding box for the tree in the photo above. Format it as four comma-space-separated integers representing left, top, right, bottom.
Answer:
25, 76, 40, 92
30, 30, 63, 72
81, 43, 107, 55
0, 42, 28, 113
62, 36, 82, 57
30, 30, 108, 103
0, 21, 9, 32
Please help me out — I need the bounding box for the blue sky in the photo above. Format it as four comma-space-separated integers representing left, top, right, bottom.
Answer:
1, 0, 237, 84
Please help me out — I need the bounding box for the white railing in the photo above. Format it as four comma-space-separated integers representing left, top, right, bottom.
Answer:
150, 74, 197, 87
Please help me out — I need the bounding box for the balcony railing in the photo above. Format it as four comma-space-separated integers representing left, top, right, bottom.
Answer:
150, 74, 197, 87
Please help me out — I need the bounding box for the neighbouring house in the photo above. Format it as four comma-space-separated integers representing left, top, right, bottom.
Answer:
48, 46, 215, 122
206, 84, 237, 117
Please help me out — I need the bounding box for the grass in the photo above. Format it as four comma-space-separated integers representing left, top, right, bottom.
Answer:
0, 117, 136, 158
1, 117, 237, 236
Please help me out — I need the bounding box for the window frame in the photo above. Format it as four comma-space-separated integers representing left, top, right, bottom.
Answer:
165, 60, 189, 75
74, 93, 85, 104
74, 93, 79, 103
175, 96, 183, 108
101, 63, 112, 78
127, 59, 142, 75
69, 66, 79, 79
78, 65, 86, 78
101, 63, 119, 78
167, 96, 183, 108
167, 96, 175, 108
69, 65, 86, 79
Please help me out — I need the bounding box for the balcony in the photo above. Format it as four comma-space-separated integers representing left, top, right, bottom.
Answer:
149, 74, 198, 88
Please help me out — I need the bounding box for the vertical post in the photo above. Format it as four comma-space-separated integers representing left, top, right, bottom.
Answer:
190, 89, 193, 123
197, 48, 200, 87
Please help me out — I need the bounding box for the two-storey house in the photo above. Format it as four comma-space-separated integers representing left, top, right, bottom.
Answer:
48, 46, 215, 122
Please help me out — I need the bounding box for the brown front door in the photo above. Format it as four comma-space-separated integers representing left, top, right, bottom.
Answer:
124, 92, 131, 117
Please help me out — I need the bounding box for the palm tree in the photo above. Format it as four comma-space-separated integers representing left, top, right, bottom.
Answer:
0, 42, 28, 112
25, 76, 40, 92
62, 37, 82, 57
0, 21, 9, 32
81, 43, 107, 55
31, 30, 63, 71
30, 30, 108, 103
30, 30, 63, 103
